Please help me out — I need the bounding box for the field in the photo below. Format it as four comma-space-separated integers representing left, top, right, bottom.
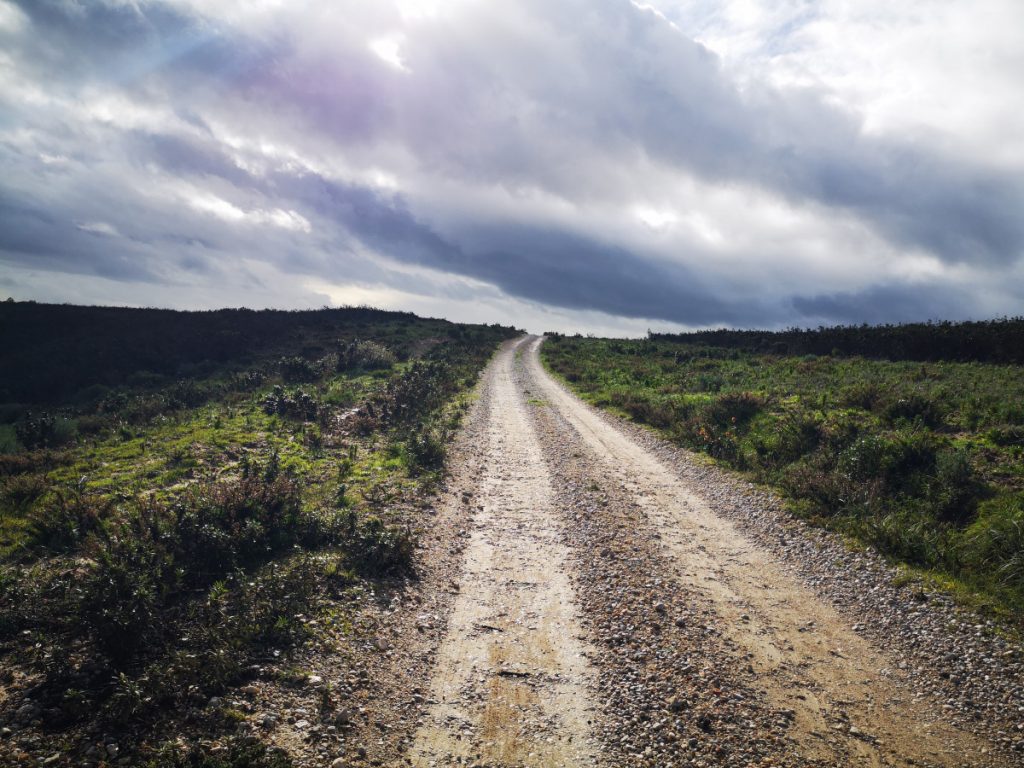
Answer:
0, 302, 517, 765
542, 323, 1024, 621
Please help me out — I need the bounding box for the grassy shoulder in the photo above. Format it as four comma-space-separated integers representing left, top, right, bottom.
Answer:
542, 333, 1024, 625
0, 305, 517, 765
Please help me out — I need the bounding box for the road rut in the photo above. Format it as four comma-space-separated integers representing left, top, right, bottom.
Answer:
407, 341, 599, 767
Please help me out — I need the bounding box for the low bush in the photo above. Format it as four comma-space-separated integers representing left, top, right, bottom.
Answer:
352, 515, 415, 576
882, 393, 945, 428
15, 411, 77, 450
261, 385, 319, 421
28, 485, 113, 553
405, 425, 448, 474
750, 412, 821, 468
336, 339, 397, 372
277, 356, 324, 384
0, 425, 19, 453
960, 495, 1024, 591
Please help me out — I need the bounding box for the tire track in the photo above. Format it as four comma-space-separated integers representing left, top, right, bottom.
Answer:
407, 338, 600, 767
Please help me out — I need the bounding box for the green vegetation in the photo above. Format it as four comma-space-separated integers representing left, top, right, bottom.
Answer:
543, 326, 1024, 622
0, 302, 516, 761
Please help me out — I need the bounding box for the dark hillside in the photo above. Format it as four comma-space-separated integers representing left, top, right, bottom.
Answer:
0, 301, 511, 404
648, 318, 1024, 364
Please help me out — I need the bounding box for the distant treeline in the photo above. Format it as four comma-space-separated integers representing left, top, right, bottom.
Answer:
647, 318, 1024, 364
0, 301, 517, 404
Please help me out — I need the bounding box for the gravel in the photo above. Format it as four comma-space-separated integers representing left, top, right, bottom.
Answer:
524, 359, 815, 767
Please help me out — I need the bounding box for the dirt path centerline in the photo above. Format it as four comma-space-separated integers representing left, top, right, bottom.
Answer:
407, 339, 600, 767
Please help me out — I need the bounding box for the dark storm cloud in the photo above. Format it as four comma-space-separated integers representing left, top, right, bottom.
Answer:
254, 167, 771, 325
792, 283, 984, 325
0, 192, 156, 281
1, 0, 1021, 329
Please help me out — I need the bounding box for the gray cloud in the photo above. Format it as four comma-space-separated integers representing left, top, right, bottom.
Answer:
791, 283, 985, 326
1, 0, 1021, 331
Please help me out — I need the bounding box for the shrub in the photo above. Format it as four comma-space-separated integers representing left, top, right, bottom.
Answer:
172, 475, 307, 580
353, 516, 415, 576
353, 360, 455, 433
882, 393, 944, 428
781, 460, 881, 518
0, 425, 19, 453
860, 507, 950, 567
960, 495, 1024, 590
277, 356, 323, 383
15, 412, 77, 450
146, 735, 293, 768
1, 472, 47, 512
987, 425, 1024, 447
838, 382, 883, 411
28, 485, 113, 552
706, 392, 762, 426
164, 379, 211, 410
261, 385, 319, 421
72, 474, 319, 665
82, 524, 163, 664
405, 426, 447, 473
750, 412, 820, 468
609, 391, 680, 429
336, 339, 397, 371
930, 449, 983, 523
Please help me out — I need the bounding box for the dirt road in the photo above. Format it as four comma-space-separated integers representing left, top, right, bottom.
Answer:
407, 341, 600, 766
401, 336, 1019, 767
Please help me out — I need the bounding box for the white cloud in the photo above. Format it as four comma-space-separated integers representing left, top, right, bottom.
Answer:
652, 0, 1024, 166
76, 221, 120, 237
0, 0, 26, 33
369, 34, 409, 71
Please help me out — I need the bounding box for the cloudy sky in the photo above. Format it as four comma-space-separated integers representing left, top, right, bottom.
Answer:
1, 0, 1022, 334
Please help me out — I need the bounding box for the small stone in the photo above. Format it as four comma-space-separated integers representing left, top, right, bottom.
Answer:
295, 719, 310, 729
106, 743, 119, 758
307, 675, 323, 686
330, 759, 347, 768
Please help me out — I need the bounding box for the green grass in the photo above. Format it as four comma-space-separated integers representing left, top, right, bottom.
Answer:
543, 335, 1024, 623
0, 308, 517, 758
